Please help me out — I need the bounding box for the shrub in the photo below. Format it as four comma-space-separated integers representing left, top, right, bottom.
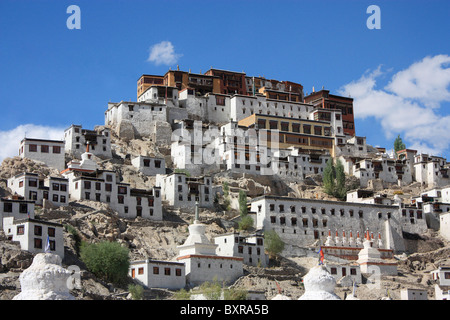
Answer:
238, 215, 254, 231
128, 284, 144, 300
80, 241, 130, 284
264, 230, 285, 260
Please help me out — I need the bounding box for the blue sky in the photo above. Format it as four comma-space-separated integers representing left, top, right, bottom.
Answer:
1, 0, 449, 161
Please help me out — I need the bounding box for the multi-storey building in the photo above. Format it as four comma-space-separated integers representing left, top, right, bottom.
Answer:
18, 138, 65, 172
62, 147, 162, 220
137, 74, 165, 99
214, 232, 268, 267
8, 173, 69, 207
249, 195, 428, 254
0, 196, 35, 228
304, 89, 355, 136
238, 113, 335, 155
156, 172, 213, 209
3, 216, 64, 258
64, 125, 112, 160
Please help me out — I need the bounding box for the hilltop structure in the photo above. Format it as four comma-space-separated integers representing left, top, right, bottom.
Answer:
5, 65, 450, 299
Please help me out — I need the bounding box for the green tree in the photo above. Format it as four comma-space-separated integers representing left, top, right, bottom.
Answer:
238, 190, 248, 216
322, 158, 336, 195
334, 159, 347, 200
264, 230, 285, 260
80, 241, 130, 284
394, 134, 406, 155
322, 158, 347, 201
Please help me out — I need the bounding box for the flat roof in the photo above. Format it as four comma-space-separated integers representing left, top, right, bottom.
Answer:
21, 138, 64, 144
249, 195, 398, 209
130, 259, 184, 266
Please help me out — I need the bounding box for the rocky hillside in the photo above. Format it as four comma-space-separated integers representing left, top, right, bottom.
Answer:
0, 134, 449, 300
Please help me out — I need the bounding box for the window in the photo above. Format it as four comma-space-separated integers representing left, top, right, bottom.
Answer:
41, 145, 49, 153
118, 186, 127, 194
118, 195, 124, 204
52, 183, 60, 191
34, 225, 42, 236
291, 217, 297, 226
17, 225, 25, 235
34, 238, 42, 249
29, 144, 38, 152
164, 268, 171, 276
19, 203, 28, 214
53, 146, 61, 154
95, 182, 101, 191
3, 202, 12, 212
176, 268, 182, 276
143, 159, 150, 167
84, 181, 91, 189
106, 175, 113, 182
52, 194, 59, 202
105, 183, 112, 192
270, 216, 276, 224
153, 267, 159, 274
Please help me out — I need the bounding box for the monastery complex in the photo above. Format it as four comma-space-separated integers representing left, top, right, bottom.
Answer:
2, 66, 450, 300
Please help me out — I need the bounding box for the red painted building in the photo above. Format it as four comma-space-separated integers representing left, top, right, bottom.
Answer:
304, 90, 355, 136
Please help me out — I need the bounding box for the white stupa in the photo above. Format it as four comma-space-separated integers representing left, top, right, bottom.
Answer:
298, 265, 341, 300
13, 253, 75, 300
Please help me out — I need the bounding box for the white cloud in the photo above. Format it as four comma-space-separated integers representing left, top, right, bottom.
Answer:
339, 54, 450, 157
147, 41, 182, 66
0, 124, 65, 163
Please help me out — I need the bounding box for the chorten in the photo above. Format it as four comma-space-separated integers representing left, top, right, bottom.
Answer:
177, 202, 218, 256
13, 253, 75, 300
298, 265, 341, 300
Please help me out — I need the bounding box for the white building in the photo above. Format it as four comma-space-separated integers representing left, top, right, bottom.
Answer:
400, 288, 428, 300
214, 233, 268, 267
431, 266, 450, 300
176, 205, 243, 287
18, 138, 65, 172
0, 197, 35, 228
156, 173, 213, 209
62, 147, 162, 220
326, 264, 362, 286
131, 155, 166, 176
129, 259, 186, 290
440, 212, 450, 242
8, 172, 69, 207
414, 153, 450, 188
2, 217, 64, 258
248, 195, 428, 254
64, 125, 112, 159
105, 100, 168, 138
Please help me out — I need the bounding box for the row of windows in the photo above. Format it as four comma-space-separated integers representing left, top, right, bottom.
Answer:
131, 266, 182, 277
27, 144, 62, 154
3, 202, 29, 213
263, 204, 369, 218
237, 246, 262, 255
16, 225, 56, 237
28, 191, 66, 203
19, 180, 67, 191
